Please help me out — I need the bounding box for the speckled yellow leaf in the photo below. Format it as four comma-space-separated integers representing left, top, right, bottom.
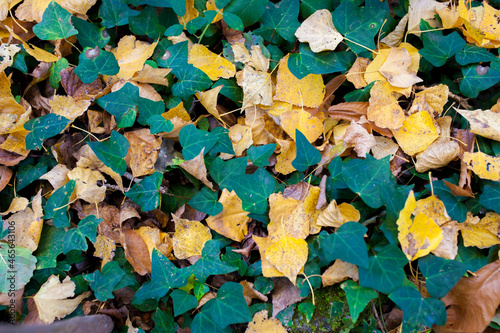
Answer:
0, 129, 29, 157
461, 212, 500, 248
50, 95, 91, 121
275, 138, 296, 175
179, 0, 198, 27
15, 0, 51, 22
432, 221, 460, 260
407, 0, 448, 36
67, 167, 106, 204
397, 191, 443, 261
232, 43, 269, 72
322, 259, 359, 287
245, 310, 287, 333
206, 189, 250, 242
34, 276, 91, 324
317, 200, 360, 228
75, 145, 123, 190
437, 7, 462, 29
479, 212, 500, 237
413, 84, 449, 115
371, 136, 399, 160
380, 14, 409, 47
414, 195, 451, 226
294, 9, 343, 52
111, 36, 158, 80
392, 111, 439, 156
227, 124, 253, 156
280, 107, 323, 142
346, 57, 370, 89
367, 81, 405, 130
455, 108, 500, 142
0, 0, 21, 21
463, 151, 500, 181
253, 235, 286, 278
132, 64, 171, 86
378, 47, 423, 88
265, 236, 308, 285
274, 55, 325, 108
237, 66, 273, 109
137, 226, 162, 258
94, 234, 116, 269
0, 196, 29, 215
188, 44, 236, 81
196, 86, 225, 124
172, 214, 212, 260
4, 26, 59, 62
180, 149, 213, 189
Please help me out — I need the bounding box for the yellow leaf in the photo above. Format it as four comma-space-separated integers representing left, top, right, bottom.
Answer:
4, 25, 59, 62
0, 44, 21, 72
378, 47, 423, 88
367, 81, 405, 130
245, 106, 276, 145
205, 0, 223, 23
0, 0, 21, 20
412, 84, 449, 115
132, 64, 171, 86
188, 44, 236, 81
75, 145, 123, 191
432, 221, 460, 260
245, 310, 287, 333
137, 226, 162, 258
461, 212, 500, 248
196, 86, 225, 125
49, 95, 91, 121
455, 108, 500, 141
232, 43, 269, 72
280, 107, 324, 142
275, 138, 296, 175
463, 151, 500, 181
341, 121, 376, 157
14, 0, 51, 22
407, 0, 449, 36
437, 6, 463, 29
0, 196, 28, 215
322, 259, 359, 287
33, 275, 91, 324
124, 128, 162, 178
180, 148, 213, 189
237, 66, 273, 109
397, 191, 443, 261
206, 189, 250, 242
172, 214, 212, 259
371, 136, 399, 160
0, 129, 30, 157
111, 36, 158, 80
294, 9, 343, 52
414, 194, 451, 226
40, 164, 70, 191
265, 236, 308, 285
317, 200, 360, 228
274, 55, 325, 108
392, 111, 439, 156
179, 0, 198, 27
346, 57, 370, 89
227, 123, 253, 156
57, 0, 97, 17
253, 235, 287, 278
93, 234, 116, 269
67, 167, 106, 204
380, 14, 409, 47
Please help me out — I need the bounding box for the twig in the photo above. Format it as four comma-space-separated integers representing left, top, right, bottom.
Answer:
371, 300, 387, 333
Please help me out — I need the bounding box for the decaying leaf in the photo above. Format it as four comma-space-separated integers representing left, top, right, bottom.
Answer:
172, 214, 212, 260
294, 9, 343, 52
245, 310, 287, 333
322, 259, 359, 287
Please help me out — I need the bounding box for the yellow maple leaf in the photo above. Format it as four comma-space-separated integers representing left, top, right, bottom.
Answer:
188, 44, 236, 81
265, 236, 308, 285
112, 36, 158, 80
397, 191, 444, 261
274, 55, 325, 108
412, 84, 449, 115
275, 138, 296, 175
367, 81, 405, 130
455, 108, 500, 141
294, 9, 343, 52
33, 275, 91, 324
179, 0, 198, 27
392, 111, 439, 156
172, 214, 212, 259
206, 189, 250, 242
463, 151, 500, 181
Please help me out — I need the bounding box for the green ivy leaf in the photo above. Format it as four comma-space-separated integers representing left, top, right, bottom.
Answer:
298, 302, 315, 323
147, 115, 173, 134
208, 127, 235, 155
152, 308, 177, 333
288, 44, 355, 79
16, 157, 51, 191
419, 254, 467, 299
72, 16, 110, 49
340, 280, 378, 323
221, 248, 248, 276
160, 41, 188, 69
43, 180, 76, 228
188, 187, 223, 216
74, 47, 120, 84
33, 226, 65, 269
99, 0, 139, 28
209, 282, 252, 328
209, 157, 248, 191
247, 144, 276, 167
224, 0, 268, 27
192, 240, 238, 282
212, 78, 243, 105
418, 20, 465, 67
260, 0, 300, 42
455, 44, 496, 66
170, 289, 198, 317
456, 242, 489, 272
191, 300, 232, 333
24, 114, 70, 150
0, 244, 37, 293
321, 222, 369, 268
292, 129, 321, 172
96, 82, 139, 128
129, 6, 166, 39
344, 81, 375, 102
88, 131, 129, 176
342, 155, 395, 209
425, 181, 467, 222
137, 97, 165, 126
460, 59, 500, 98
233, 167, 275, 214
33, 1, 78, 40
389, 286, 446, 331
300, 0, 333, 18
172, 65, 212, 100
480, 182, 500, 214
83, 261, 125, 301
62, 215, 103, 254
49, 58, 69, 88
127, 0, 186, 16
125, 172, 163, 212
179, 124, 219, 160
358, 244, 407, 294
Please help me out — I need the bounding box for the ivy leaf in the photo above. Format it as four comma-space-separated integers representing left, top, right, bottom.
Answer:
192, 240, 238, 282
24, 114, 70, 150
340, 280, 378, 323
260, 0, 300, 42
322, 222, 369, 268
425, 180, 467, 222
137, 97, 165, 126
152, 308, 177, 333
0, 244, 37, 293
224, 0, 268, 27
83, 261, 125, 301
43, 180, 76, 228
171, 65, 212, 100
389, 287, 446, 331
32, 1, 78, 41
127, 0, 186, 16
74, 47, 120, 84
71, 16, 110, 49
233, 167, 275, 214
288, 44, 355, 79
209, 282, 252, 328
179, 125, 218, 160
188, 187, 223, 216
96, 82, 139, 128
380, 184, 414, 244
247, 144, 276, 167
129, 6, 166, 39
147, 115, 173, 134
479, 182, 500, 214
88, 131, 129, 176
223, 12, 244, 31
160, 41, 188, 70
170, 289, 198, 317
208, 127, 235, 155
292, 129, 321, 172
344, 81, 375, 102
419, 254, 467, 299
418, 20, 465, 67
358, 244, 407, 294
460, 59, 500, 98
33, 226, 65, 269
341, 155, 395, 209
49, 58, 69, 88
125, 172, 163, 212
191, 300, 232, 333
209, 157, 248, 191
133, 249, 192, 304
455, 44, 497, 66
99, 0, 139, 28
62, 215, 103, 254
16, 158, 50, 191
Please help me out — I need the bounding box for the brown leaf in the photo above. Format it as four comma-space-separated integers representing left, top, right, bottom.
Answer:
121, 229, 151, 275
0, 165, 12, 192
125, 128, 161, 178
60, 67, 103, 101
271, 278, 303, 317
436, 260, 500, 333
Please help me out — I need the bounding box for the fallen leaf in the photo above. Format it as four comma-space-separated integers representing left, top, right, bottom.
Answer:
245, 310, 286, 333
121, 229, 151, 275
93, 234, 116, 269
67, 167, 106, 204
461, 212, 500, 248
346, 57, 370, 89
378, 47, 423, 88
111, 35, 158, 80
463, 151, 500, 181
172, 214, 212, 260
196, 86, 225, 125
132, 64, 171, 86
317, 200, 361, 228
240, 281, 268, 306
275, 138, 297, 175
455, 108, 500, 141
188, 44, 236, 81
280, 107, 324, 142
294, 9, 343, 53
392, 111, 439, 156
407, 0, 449, 36
125, 129, 161, 178
341, 121, 376, 158
322, 259, 359, 287
271, 278, 302, 317
371, 136, 399, 160
367, 81, 405, 130
40, 164, 70, 190
380, 14, 409, 47
227, 123, 253, 156
179, 149, 213, 189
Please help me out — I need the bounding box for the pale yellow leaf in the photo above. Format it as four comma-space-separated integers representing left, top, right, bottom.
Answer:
455, 108, 500, 141
179, 148, 213, 189
294, 9, 343, 52
111, 36, 158, 80
245, 310, 287, 333
463, 151, 500, 181
322, 259, 359, 287
67, 167, 106, 204
172, 214, 211, 259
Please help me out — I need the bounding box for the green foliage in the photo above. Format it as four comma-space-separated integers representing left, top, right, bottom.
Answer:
43, 180, 76, 228
179, 124, 219, 160
188, 187, 223, 216
96, 82, 139, 128
419, 254, 467, 299
292, 129, 321, 171
341, 280, 377, 323
88, 131, 129, 175
84, 261, 125, 301
24, 114, 70, 150
62, 215, 103, 253
419, 20, 465, 67
0, 245, 37, 293
75, 47, 120, 84
125, 172, 163, 212
33, 1, 78, 40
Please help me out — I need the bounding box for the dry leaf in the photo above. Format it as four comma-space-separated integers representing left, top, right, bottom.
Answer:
371, 136, 399, 160
463, 151, 500, 181
172, 214, 212, 260
367, 81, 405, 130
407, 0, 449, 36
280, 107, 324, 142
322, 259, 359, 287
341, 121, 376, 157
461, 212, 500, 248
121, 229, 152, 275
94, 234, 116, 269
346, 57, 370, 89
125, 129, 161, 178
245, 310, 286, 333
111, 36, 158, 80
227, 123, 253, 156
378, 47, 423, 88
132, 64, 171, 86
392, 111, 439, 156
380, 14, 409, 47
294, 9, 343, 52
67, 167, 106, 204
317, 200, 360, 228
188, 44, 236, 80
180, 149, 213, 189
271, 278, 302, 317
455, 108, 500, 141
240, 281, 268, 306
